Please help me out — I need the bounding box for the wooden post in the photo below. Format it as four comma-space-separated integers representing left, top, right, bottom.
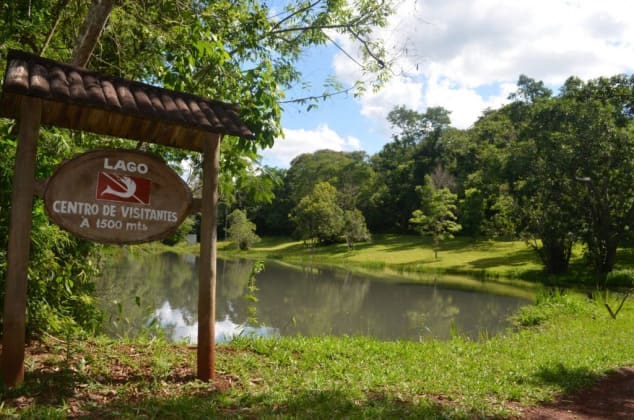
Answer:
1, 97, 42, 387
197, 135, 221, 381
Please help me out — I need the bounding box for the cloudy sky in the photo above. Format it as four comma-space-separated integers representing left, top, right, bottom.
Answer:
260, 0, 634, 168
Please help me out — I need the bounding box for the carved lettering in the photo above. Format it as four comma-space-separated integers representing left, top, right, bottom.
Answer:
103, 158, 149, 174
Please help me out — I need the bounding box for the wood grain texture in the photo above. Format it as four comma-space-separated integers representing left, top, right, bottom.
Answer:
1, 97, 42, 387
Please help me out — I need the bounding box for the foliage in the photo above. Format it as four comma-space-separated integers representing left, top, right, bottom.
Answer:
161, 216, 195, 246
245, 73, 634, 280
244, 261, 265, 325
290, 182, 345, 245
283, 149, 375, 211
606, 269, 634, 287
227, 209, 261, 250
564, 76, 634, 274
342, 209, 371, 249
458, 187, 485, 237
517, 75, 634, 274
409, 176, 462, 259
367, 106, 453, 230
0, 126, 103, 337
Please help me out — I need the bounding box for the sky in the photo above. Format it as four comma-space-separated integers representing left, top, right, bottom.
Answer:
259, 0, 634, 168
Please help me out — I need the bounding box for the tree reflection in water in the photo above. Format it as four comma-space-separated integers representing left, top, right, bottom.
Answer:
96, 252, 533, 343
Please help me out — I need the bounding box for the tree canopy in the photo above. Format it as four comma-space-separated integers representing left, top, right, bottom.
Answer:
254, 73, 634, 278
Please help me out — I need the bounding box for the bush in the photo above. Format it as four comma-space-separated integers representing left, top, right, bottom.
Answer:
162, 216, 195, 246
0, 126, 104, 337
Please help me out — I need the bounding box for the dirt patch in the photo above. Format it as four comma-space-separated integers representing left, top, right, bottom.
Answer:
517, 367, 634, 419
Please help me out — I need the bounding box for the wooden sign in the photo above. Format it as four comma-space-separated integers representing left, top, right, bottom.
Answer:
43, 149, 192, 244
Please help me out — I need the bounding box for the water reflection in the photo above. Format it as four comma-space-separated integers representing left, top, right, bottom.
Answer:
96, 252, 533, 343
155, 301, 277, 343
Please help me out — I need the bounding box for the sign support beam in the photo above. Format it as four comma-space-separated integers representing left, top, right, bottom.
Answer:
197, 134, 221, 381
1, 97, 42, 387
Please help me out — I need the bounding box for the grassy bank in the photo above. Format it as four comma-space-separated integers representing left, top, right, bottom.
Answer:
167, 234, 546, 280
214, 235, 634, 286
2, 291, 634, 418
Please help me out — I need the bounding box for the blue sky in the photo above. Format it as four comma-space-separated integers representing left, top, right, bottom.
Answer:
260, 0, 634, 168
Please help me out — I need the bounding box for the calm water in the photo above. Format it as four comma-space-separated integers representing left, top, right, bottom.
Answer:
96, 252, 534, 343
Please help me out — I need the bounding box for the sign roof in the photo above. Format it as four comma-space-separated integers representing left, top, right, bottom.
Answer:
0, 50, 254, 151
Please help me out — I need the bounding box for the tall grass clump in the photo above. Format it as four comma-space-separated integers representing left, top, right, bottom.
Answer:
606, 269, 634, 287
511, 288, 595, 328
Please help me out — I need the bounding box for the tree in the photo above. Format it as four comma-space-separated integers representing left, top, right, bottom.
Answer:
556, 75, 634, 273
343, 209, 371, 249
508, 74, 553, 104
459, 187, 485, 237
252, 167, 295, 236
409, 176, 461, 259
285, 150, 374, 206
368, 106, 453, 231
290, 182, 344, 245
227, 209, 260, 250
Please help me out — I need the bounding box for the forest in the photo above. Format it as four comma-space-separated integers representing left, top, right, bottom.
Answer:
238, 74, 634, 278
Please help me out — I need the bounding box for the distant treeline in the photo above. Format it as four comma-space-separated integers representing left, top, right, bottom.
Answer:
226, 74, 634, 276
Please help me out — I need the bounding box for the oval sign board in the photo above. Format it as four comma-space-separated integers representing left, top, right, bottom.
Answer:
44, 149, 192, 244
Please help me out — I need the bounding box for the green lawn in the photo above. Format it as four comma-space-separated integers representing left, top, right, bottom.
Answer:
215, 234, 570, 282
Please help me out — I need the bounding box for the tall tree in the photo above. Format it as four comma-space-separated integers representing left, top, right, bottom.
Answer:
285, 150, 374, 206
290, 182, 345, 245
409, 176, 461, 259
369, 106, 452, 231
559, 75, 634, 273
343, 209, 371, 249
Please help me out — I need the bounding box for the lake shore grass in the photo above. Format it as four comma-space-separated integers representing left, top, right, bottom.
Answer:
2, 291, 634, 418
161, 234, 632, 286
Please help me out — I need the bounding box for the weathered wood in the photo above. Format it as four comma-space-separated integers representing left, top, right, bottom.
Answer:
43, 149, 192, 244
1, 51, 254, 151
197, 135, 221, 381
4, 59, 29, 92
1, 97, 42, 387
49, 67, 71, 98
29, 64, 50, 95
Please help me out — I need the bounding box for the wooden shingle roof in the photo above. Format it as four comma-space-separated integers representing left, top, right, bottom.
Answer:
0, 50, 254, 151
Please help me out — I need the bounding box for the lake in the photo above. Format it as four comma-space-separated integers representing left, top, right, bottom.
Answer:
96, 251, 534, 343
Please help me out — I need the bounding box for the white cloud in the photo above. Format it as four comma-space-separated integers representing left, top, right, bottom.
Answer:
331, 0, 634, 130
262, 124, 362, 168
268, 0, 634, 166
154, 301, 276, 343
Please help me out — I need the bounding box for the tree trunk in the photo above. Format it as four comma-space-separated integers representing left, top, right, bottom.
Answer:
71, 0, 115, 67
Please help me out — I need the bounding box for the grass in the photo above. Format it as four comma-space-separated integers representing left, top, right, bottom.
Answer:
212, 234, 563, 283
208, 234, 634, 286
2, 291, 634, 418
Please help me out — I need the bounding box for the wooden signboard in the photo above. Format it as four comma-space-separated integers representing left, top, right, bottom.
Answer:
43, 149, 192, 244
2, 51, 253, 387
